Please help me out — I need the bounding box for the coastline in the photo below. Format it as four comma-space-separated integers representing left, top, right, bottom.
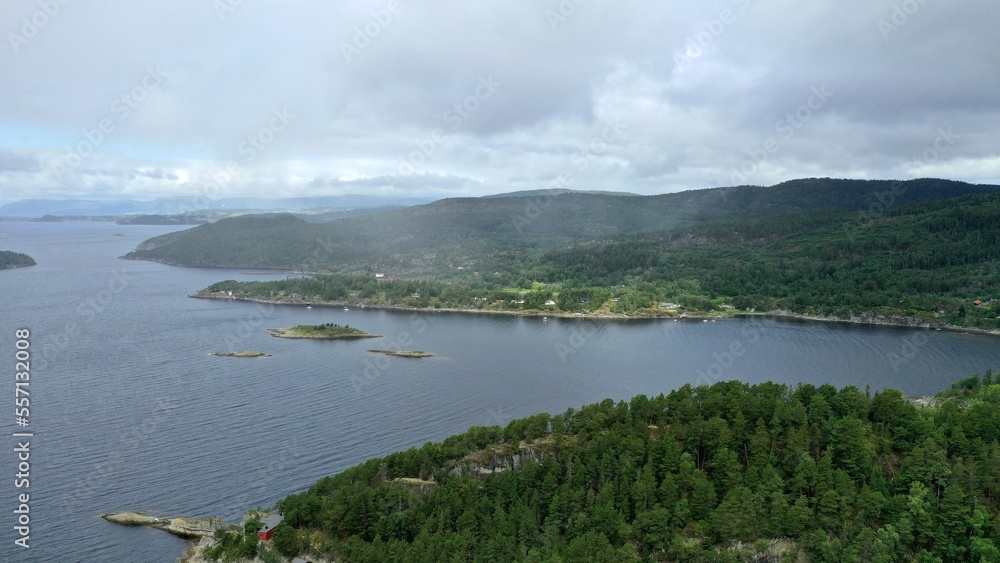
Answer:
189, 292, 1000, 337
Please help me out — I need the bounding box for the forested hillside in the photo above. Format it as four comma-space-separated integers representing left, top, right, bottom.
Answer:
195, 192, 1000, 330
0, 250, 36, 269
125, 178, 1000, 273
207, 372, 1000, 562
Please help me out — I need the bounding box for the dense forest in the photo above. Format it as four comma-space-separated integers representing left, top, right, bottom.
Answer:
206, 372, 1000, 562
125, 178, 1000, 273
195, 191, 1000, 330
0, 250, 36, 269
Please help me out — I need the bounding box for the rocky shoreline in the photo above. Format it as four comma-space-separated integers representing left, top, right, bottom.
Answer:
210, 350, 272, 357
99, 511, 234, 539
191, 292, 1000, 337
368, 349, 437, 358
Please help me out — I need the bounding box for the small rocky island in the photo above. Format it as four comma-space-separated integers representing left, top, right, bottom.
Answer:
268, 323, 381, 339
368, 349, 437, 358
100, 512, 234, 538
210, 350, 272, 358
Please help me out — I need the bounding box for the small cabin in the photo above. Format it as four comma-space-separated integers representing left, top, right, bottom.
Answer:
256, 513, 283, 541
973, 300, 984, 308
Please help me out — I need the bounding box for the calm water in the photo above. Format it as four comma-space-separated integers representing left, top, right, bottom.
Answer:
0, 221, 998, 562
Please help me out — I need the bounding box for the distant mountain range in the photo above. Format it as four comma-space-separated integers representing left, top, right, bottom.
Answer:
0, 194, 437, 217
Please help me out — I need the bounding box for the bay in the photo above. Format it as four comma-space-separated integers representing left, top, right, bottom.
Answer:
0, 221, 998, 562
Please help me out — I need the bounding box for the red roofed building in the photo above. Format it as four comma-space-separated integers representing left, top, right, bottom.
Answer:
257, 514, 283, 541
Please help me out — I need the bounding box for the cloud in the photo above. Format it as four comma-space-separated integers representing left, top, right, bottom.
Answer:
0, 150, 41, 173
1, 0, 998, 205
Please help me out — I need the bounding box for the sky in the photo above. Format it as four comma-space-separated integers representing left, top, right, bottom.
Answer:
2, 0, 999, 206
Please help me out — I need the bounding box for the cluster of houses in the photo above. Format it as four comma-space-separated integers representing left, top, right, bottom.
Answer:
972, 298, 998, 308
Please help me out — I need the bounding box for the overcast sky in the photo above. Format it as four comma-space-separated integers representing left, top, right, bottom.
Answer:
2, 0, 999, 205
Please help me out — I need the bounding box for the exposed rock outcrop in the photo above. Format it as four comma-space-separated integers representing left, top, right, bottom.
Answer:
100, 512, 234, 539
451, 438, 560, 478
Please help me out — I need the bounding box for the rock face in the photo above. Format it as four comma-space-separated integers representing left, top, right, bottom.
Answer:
100, 512, 234, 538
451, 440, 555, 478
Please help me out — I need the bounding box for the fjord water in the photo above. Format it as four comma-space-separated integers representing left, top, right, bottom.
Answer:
1, 222, 999, 562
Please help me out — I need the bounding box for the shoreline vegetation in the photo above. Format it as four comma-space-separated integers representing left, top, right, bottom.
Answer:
120, 371, 1000, 562
267, 323, 381, 339
191, 291, 1000, 337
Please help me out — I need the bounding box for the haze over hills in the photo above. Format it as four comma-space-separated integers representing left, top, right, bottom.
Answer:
124, 178, 1000, 272
0, 194, 436, 218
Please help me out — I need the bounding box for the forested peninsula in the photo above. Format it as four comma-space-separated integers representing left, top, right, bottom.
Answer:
196, 372, 1000, 562
0, 250, 36, 270
129, 179, 1000, 332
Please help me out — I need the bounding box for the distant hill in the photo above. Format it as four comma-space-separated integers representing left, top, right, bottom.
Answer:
116, 214, 209, 226
0, 195, 433, 217
0, 251, 36, 270
482, 188, 640, 198
124, 178, 1000, 273
115, 205, 404, 226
